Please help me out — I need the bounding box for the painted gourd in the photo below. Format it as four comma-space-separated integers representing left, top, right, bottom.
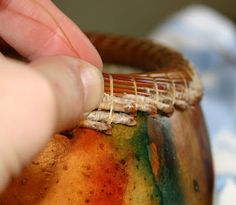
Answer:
0, 33, 214, 205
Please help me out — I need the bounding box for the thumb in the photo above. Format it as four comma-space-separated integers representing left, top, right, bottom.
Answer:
30, 56, 104, 132
0, 56, 103, 192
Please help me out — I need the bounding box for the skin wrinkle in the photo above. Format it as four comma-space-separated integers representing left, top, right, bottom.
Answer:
0, 3, 78, 59
34, 1, 81, 58
53, 61, 84, 129
1, 0, 55, 27
64, 63, 86, 120
27, 28, 62, 60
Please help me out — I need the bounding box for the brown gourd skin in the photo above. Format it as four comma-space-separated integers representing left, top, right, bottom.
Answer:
0, 34, 214, 205
0, 107, 213, 205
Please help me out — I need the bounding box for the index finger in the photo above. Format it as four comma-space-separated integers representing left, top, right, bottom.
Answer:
0, 0, 102, 68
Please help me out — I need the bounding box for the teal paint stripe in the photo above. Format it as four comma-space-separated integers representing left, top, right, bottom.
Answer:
132, 113, 162, 204
148, 115, 185, 205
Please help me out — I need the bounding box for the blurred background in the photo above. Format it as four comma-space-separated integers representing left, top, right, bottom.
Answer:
53, 0, 235, 36
54, 1, 236, 205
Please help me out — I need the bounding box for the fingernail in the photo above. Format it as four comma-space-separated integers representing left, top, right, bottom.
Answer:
79, 62, 104, 112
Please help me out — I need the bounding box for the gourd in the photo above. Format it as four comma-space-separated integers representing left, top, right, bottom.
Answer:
0, 33, 214, 205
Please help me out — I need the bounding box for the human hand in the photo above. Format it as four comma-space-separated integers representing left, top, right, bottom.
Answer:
0, 0, 103, 192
